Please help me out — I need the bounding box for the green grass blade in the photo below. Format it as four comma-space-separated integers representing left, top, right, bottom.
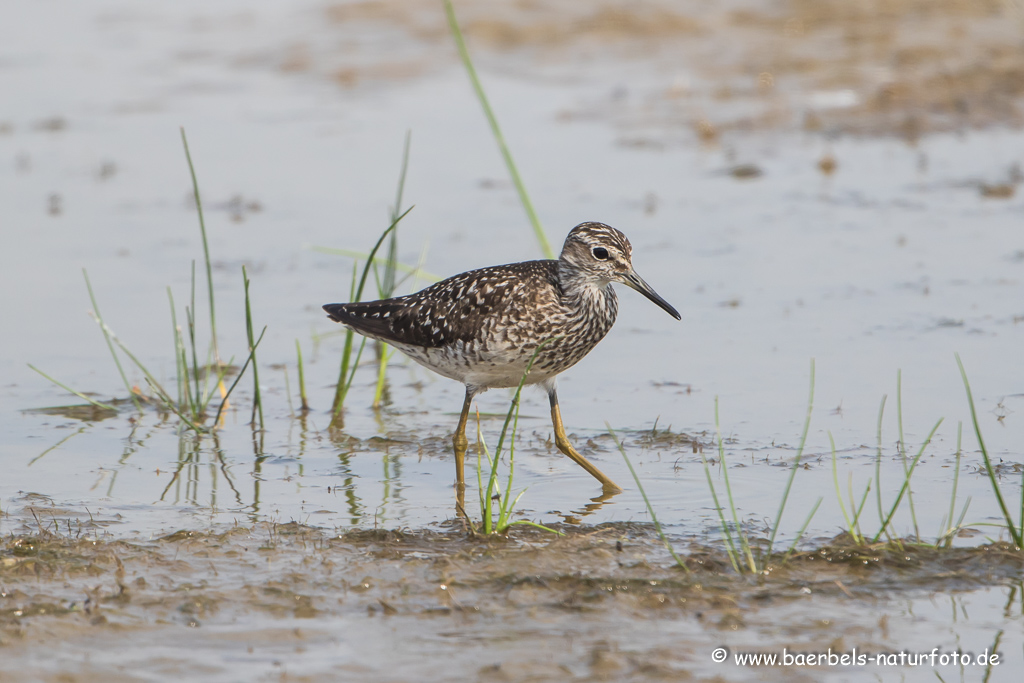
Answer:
296, 339, 309, 412
180, 127, 219, 363
955, 353, 1023, 547
829, 432, 856, 541
331, 264, 360, 423
895, 370, 921, 540
27, 365, 117, 412
489, 342, 548, 526
782, 496, 822, 563
505, 520, 563, 534
83, 269, 142, 411
700, 444, 740, 573
766, 358, 815, 557
354, 207, 413, 305
382, 130, 411, 298
715, 397, 757, 572
212, 326, 266, 427
941, 422, 963, 547
371, 132, 413, 408
372, 344, 391, 409
167, 287, 184, 407
476, 339, 556, 534
331, 206, 414, 419
609, 425, 689, 572
896, 369, 905, 457
443, 0, 553, 259
88, 312, 174, 409
143, 378, 205, 433
243, 266, 263, 431
874, 394, 888, 538
309, 247, 439, 282
497, 387, 523, 531
872, 418, 943, 543
850, 476, 871, 543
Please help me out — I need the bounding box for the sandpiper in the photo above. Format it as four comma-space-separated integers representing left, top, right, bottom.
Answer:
323, 222, 680, 494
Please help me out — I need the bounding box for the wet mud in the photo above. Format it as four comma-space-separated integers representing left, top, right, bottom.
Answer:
2, 523, 1021, 681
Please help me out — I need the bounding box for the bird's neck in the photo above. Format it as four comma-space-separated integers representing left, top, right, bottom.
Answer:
558, 261, 619, 321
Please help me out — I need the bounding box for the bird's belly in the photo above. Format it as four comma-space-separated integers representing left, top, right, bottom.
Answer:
392, 332, 602, 390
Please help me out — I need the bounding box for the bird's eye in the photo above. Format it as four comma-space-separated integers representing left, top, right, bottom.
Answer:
592, 247, 609, 260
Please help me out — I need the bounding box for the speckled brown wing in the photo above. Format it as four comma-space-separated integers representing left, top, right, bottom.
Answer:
323, 260, 561, 349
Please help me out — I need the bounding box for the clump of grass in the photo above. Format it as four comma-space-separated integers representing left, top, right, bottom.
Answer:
825, 361, 1020, 549
443, 0, 554, 259
32, 130, 263, 434
472, 342, 561, 535
611, 360, 820, 574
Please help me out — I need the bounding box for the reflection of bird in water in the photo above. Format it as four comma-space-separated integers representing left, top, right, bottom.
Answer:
324, 222, 680, 497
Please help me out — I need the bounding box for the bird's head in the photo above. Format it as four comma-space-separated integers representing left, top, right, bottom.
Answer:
559, 222, 681, 320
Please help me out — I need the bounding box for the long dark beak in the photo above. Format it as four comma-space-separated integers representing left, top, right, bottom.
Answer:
620, 270, 681, 320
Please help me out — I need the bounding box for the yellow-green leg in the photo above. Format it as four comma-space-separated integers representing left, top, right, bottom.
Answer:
548, 389, 623, 494
453, 387, 474, 514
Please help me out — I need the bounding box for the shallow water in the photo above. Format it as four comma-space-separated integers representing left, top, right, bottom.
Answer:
2, 0, 1023, 680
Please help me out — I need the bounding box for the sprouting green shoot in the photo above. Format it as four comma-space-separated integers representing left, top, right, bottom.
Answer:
442, 0, 554, 259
